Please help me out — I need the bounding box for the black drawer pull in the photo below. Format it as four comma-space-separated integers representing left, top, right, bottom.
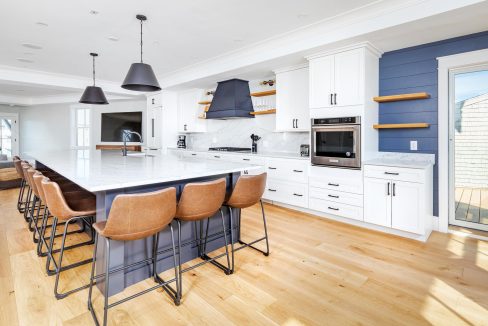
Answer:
243, 158, 250, 161
293, 193, 303, 197
384, 172, 399, 175
293, 169, 303, 173
328, 194, 339, 198
268, 167, 277, 170
328, 206, 339, 211
191, 153, 197, 156
214, 155, 220, 158
328, 183, 339, 187
268, 188, 277, 192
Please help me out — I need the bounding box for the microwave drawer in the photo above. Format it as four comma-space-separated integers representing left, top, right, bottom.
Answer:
309, 187, 363, 207
364, 165, 426, 183
309, 198, 363, 221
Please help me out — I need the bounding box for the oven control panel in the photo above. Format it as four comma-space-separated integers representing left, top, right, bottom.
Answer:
312, 116, 360, 125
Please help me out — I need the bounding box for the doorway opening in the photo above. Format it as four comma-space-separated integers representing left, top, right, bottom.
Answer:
449, 66, 488, 232
0, 113, 18, 160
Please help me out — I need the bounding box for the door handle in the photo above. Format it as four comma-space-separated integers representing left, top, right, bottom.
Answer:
334, 93, 337, 105
330, 93, 333, 105
387, 182, 390, 196
328, 194, 339, 198
328, 206, 339, 211
392, 183, 396, 196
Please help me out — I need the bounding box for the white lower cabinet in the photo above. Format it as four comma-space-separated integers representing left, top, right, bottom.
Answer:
265, 180, 308, 208
309, 198, 363, 221
364, 164, 432, 235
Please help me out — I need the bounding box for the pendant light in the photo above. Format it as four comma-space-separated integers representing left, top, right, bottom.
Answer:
79, 53, 109, 104
121, 14, 161, 92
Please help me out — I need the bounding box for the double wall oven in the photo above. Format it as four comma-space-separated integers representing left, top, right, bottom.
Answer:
311, 116, 361, 169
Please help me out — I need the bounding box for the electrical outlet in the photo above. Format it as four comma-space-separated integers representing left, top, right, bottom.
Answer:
410, 140, 418, 151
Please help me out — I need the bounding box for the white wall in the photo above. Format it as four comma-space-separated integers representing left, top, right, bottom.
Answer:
18, 99, 146, 156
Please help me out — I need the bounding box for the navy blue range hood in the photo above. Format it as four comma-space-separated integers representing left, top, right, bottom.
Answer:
206, 79, 254, 119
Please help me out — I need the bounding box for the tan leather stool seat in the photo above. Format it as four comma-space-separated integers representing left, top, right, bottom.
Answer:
225, 173, 267, 209
176, 178, 226, 221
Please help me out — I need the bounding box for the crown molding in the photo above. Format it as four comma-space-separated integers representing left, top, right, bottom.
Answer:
159, 0, 484, 89
305, 42, 383, 60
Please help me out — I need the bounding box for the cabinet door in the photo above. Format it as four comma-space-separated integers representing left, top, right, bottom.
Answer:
364, 177, 391, 227
333, 49, 363, 107
309, 56, 334, 109
147, 106, 162, 148
391, 181, 422, 234
177, 89, 207, 133
276, 67, 309, 131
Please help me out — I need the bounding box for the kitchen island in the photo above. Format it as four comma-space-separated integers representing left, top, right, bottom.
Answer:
28, 149, 261, 295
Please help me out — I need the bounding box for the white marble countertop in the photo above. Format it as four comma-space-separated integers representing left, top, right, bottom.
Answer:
168, 147, 310, 160
27, 150, 261, 192
364, 152, 435, 169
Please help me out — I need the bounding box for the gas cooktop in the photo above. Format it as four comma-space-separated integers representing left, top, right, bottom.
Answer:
208, 147, 252, 152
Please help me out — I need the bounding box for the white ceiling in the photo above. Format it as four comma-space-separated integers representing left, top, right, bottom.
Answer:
0, 0, 378, 82
0, 81, 78, 97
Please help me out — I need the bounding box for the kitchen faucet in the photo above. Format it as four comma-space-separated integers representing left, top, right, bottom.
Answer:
122, 130, 143, 156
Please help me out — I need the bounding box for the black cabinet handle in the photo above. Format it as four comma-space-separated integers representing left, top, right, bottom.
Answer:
392, 183, 396, 196
293, 170, 303, 173
387, 182, 390, 196
151, 118, 155, 137
328, 194, 339, 198
384, 172, 399, 175
334, 93, 337, 105
328, 183, 339, 187
183, 124, 187, 131
296, 119, 298, 129
214, 155, 220, 158
330, 94, 333, 105
242, 158, 250, 161
292, 119, 295, 128
293, 193, 303, 197
152, 98, 155, 105
268, 189, 277, 192
191, 153, 197, 156
268, 167, 277, 170
328, 206, 339, 211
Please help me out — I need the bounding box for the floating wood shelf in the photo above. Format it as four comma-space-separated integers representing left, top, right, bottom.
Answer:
250, 109, 276, 116
198, 100, 212, 105
251, 90, 276, 97
373, 123, 430, 129
373, 92, 430, 103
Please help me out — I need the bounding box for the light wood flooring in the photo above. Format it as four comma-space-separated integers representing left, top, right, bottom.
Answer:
1, 188, 488, 325
455, 187, 488, 225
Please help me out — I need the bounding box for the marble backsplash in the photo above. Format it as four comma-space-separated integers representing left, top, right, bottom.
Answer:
184, 115, 309, 153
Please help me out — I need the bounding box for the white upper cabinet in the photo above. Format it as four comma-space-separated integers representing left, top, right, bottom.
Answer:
275, 65, 309, 132
177, 89, 207, 133
308, 44, 379, 109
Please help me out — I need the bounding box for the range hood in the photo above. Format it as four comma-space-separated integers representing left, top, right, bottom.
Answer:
206, 79, 254, 119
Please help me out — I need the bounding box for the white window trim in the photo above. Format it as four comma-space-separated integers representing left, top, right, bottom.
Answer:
437, 48, 488, 233
0, 111, 19, 157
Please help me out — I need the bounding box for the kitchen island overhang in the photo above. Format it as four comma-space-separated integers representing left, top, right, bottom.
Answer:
29, 150, 261, 295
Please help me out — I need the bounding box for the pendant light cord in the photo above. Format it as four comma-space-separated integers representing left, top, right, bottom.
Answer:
140, 18, 143, 63
92, 55, 96, 86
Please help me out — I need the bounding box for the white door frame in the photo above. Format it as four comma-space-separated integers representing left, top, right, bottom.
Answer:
438, 48, 488, 232
0, 111, 19, 157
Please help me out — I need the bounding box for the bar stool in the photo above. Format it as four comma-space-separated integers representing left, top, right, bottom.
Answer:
224, 173, 269, 273
41, 177, 96, 299
32, 172, 89, 257
21, 163, 34, 225
174, 178, 229, 303
13, 157, 28, 213
88, 188, 178, 326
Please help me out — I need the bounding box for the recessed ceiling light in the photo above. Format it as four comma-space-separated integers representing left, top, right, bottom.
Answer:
16, 58, 34, 63
153, 41, 160, 46
297, 13, 309, 19
36, 22, 48, 27
22, 43, 42, 50
23, 52, 34, 55
15, 89, 25, 92
9, 104, 15, 107
233, 38, 243, 43
108, 36, 119, 41
89, 10, 99, 15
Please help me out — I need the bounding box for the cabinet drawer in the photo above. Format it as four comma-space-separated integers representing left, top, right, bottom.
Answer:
230, 155, 265, 166
309, 175, 363, 194
364, 165, 425, 183
182, 151, 204, 158
309, 186, 363, 207
206, 153, 234, 161
265, 180, 308, 208
309, 198, 363, 221
266, 158, 309, 184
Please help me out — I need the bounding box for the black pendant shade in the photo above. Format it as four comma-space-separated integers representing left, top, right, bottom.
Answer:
79, 86, 108, 104
121, 15, 161, 92
121, 62, 161, 91
79, 53, 109, 105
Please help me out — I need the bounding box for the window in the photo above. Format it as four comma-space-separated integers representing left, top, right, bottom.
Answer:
75, 108, 90, 148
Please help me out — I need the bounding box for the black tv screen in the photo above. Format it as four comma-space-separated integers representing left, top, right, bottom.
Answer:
101, 112, 142, 142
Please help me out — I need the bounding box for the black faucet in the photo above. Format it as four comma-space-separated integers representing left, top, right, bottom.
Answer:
250, 134, 261, 153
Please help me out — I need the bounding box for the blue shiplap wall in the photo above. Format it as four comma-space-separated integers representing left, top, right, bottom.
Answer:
379, 31, 488, 216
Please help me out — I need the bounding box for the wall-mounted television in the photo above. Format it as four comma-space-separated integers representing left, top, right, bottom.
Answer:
101, 111, 143, 142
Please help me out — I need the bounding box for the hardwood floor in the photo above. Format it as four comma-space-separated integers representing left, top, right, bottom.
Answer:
1, 188, 488, 325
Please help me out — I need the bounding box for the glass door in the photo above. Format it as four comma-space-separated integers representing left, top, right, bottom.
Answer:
0, 114, 18, 159
449, 65, 488, 231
